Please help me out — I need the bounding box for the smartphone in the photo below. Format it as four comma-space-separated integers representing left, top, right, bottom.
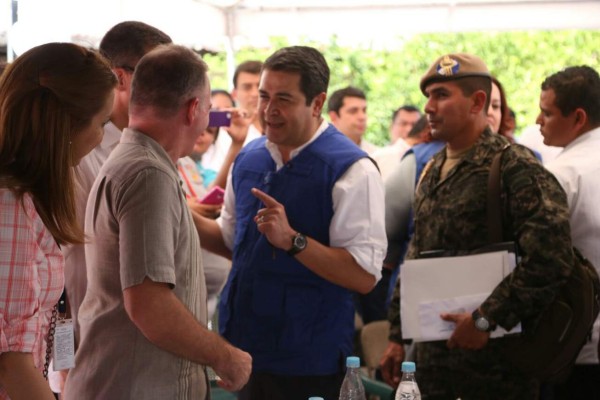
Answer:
200, 186, 225, 205
208, 110, 232, 127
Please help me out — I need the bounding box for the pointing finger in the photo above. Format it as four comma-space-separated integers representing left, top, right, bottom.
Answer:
251, 188, 279, 207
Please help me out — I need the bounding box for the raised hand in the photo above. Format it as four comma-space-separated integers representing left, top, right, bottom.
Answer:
251, 188, 296, 250
224, 108, 254, 145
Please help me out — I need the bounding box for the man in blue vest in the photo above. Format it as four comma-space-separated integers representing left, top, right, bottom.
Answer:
193, 46, 387, 399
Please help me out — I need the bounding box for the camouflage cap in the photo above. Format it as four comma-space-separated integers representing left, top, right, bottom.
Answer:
420, 53, 491, 95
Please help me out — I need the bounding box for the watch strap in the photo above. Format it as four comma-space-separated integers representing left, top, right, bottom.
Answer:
287, 245, 302, 256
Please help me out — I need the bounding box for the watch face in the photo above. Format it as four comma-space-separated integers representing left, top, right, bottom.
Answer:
293, 234, 307, 249
475, 317, 490, 332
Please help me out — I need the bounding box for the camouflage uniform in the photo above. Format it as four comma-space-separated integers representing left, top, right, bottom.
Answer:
388, 128, 574, 400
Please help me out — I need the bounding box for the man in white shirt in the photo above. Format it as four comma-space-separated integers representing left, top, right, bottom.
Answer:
328, 86, 380, 155
192, 46, 386, 400
55, 23, 172, 396
62, 20, 172, 350
517, 124, 561, 164
390, 105, 422, 144
232, 60, 263, 136
539, 65, 600, 400
372, 106, 423, 181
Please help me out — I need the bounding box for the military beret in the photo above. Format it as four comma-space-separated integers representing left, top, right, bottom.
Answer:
420, 53, 491, 95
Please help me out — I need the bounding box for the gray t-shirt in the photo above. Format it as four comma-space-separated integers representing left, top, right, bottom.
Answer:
65, 129, 208, 400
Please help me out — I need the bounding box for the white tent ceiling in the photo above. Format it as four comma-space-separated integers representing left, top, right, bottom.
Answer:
219, 0, 600, 49
2, 0, 599, 58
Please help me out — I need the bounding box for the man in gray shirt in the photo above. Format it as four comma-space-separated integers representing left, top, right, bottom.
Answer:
65, 45, 251, 400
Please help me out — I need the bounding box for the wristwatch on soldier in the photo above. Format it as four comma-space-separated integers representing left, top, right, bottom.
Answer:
472, 309, 496, 332
287, 232, 307, 256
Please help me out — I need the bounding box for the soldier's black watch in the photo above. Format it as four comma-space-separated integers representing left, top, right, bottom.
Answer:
472, 309, 495, 332
287, 232, 307, 256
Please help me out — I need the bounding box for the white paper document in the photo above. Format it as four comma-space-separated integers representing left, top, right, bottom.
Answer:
418, 293, 521, 341
400, 250, 521, 342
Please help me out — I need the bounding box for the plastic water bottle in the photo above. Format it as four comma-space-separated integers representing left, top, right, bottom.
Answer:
395, 361, 421, 400
338, 356, 366, 400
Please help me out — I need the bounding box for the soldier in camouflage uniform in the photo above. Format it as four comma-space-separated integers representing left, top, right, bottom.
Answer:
379, 53, 575, 399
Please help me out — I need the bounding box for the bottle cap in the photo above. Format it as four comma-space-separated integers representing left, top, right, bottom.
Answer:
346, 356, 360, 368
401, 361, 416, 373
308, 398, 324, 400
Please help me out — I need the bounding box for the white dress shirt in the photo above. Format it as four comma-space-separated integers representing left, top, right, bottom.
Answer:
359, 138, 381, 156
219, 120, 386, 282
372, 138, 412, 182
545, 126, 600, 364
517, 124, 562, 164
202, 123, 262, 172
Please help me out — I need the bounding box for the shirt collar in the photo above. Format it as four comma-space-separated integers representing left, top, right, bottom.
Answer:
121, 128, 178, 172
561, 125, 600, 153
464, 127, 509, 166
431, 127, 508, 172
264, 119, 329, 170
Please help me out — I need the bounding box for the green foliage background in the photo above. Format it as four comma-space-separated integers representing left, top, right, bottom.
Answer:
203, 30, 600, 146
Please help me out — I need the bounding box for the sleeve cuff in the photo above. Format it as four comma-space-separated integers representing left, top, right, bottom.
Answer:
481, 300, 521, 331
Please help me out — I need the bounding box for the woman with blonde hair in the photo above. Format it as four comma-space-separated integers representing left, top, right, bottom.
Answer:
0, 42, 116, 399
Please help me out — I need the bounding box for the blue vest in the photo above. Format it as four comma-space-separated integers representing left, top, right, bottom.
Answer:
219, 125, 367, 375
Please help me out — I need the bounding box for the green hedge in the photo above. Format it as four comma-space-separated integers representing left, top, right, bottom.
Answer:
203, 30, 600, 146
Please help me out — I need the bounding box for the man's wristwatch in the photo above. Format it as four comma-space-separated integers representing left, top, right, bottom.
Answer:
287, 232, 307, 256
472, 309, 495, 332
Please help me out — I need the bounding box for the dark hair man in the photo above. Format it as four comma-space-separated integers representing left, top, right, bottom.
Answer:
328, 86, 379, 154
204, 60, 264, 174
193, 46, 386, 399
539, 65, 600, 399
380, 53, 574, 399
390, 105, 421, 144
60, 23, 173, 392
232, 60, 263, 133
373, 105, 424, 181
